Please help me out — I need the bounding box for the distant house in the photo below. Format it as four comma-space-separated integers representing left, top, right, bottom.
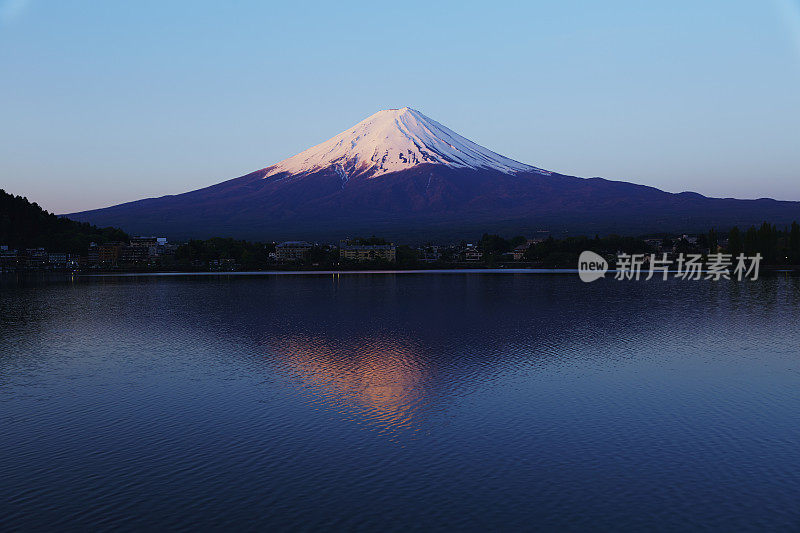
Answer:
25, 248, 48, 269
97, 242, 125, 266
0, 246, 18, 271
129, 236, 168, 259
208, 258, 238, 272
464, 250, 482, 262
462, 245, 482, 262
512, 244, 529, 261
130, 236, 159, 247
87, 243, 99, 266
120, 245, 149, 265
418, 245, 442, 262
340, 240, 396, 262
86, 242, 136, 266
276, 241, 313, 262
48, 253, 69, 268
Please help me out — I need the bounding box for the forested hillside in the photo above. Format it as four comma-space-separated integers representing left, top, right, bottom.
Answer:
0, 189, 128, 253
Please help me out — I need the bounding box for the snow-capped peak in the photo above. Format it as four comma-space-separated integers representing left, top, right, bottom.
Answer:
263, 107, 548, 179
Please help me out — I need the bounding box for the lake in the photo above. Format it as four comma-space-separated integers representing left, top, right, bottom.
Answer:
1, 272, 799, 531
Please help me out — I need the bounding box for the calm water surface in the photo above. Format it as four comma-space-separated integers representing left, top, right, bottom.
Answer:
1, 272, 799, 531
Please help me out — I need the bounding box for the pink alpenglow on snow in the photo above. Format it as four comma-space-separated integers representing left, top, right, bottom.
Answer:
263, 107, 551, 180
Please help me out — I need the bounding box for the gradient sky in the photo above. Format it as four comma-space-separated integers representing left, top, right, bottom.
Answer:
2, 0, 799, 214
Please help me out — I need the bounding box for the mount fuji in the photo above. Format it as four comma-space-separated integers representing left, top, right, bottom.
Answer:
68, 107, 800, 240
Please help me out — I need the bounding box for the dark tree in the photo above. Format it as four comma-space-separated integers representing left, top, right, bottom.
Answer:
707, 228, 718, 252
0, 189, 128, 254
790, 222, 800, 264
728, 226, 742, 257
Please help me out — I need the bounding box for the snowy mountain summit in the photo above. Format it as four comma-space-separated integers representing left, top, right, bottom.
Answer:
264, 107, 549, 180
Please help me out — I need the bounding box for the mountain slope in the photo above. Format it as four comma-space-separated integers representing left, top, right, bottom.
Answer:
67, 108, 800, 241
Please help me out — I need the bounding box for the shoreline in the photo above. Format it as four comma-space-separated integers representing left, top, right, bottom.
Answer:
3, 266, 799, 278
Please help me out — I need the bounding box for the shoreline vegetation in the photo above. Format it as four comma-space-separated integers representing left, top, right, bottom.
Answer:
3, 189, 800, 274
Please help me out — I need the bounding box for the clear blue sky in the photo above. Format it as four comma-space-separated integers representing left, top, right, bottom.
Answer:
2, 0, 799, 214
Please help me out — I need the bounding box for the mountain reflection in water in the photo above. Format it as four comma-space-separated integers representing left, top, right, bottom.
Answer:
1, 273, 799, 531
259, 335, 427, 434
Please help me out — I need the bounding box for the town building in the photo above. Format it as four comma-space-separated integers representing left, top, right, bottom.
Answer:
208, 258, 238, 271
418, 245, 442, 262
644, 238, 664, 251
120, 245, 149, 265
131, 236, 168, 258
47, 252, 73, 270
276, 241, 313, 262
87, 243, 99, 266
98, 242, 124, 267
25, 248, 49, 269
0, 246, 18, 272
84, 238, 170, 269
130, 236, 159, 246
340, 240, 396, 262
462, 244, 482, 262
512, 244, 529, 261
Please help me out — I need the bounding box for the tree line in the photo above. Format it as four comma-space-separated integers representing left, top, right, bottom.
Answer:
2, 188, 798, 268
0, 189, 129, 254
725, 222, 800, 264
160, 224, 800, 269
